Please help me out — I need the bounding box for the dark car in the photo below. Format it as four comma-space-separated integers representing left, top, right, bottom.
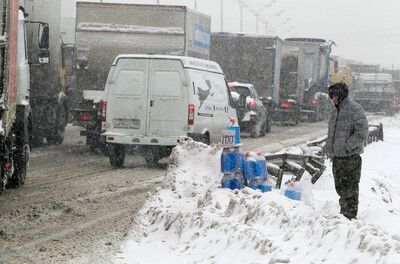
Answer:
228, 82, 271, 137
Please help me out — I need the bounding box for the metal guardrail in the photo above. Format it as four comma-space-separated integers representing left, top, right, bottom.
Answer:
265, 123, 384, 189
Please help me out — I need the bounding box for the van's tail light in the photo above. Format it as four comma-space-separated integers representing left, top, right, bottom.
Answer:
79, 112, 91, 121
101, 101, 107, 122
281, 101, 290, 109
310, 98, 317, 107
188, 104, 195, 125
248, 98, 257, 110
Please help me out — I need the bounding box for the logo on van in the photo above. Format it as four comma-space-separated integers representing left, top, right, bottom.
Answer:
197, 78, 215, 108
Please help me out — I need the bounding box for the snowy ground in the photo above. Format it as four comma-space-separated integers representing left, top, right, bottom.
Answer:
114, 115, 400, 264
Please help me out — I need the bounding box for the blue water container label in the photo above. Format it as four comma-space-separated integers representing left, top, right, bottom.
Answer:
227, 123, 240, 144
284, 188, 302, 201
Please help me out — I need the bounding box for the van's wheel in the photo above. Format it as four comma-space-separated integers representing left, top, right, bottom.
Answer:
109, 144, 125, 168
144, 148, 161, 167
201, 133, 210, 145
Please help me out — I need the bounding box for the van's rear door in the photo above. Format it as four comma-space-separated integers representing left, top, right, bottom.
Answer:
108, 58, 149, 136
148, 59, 188, 138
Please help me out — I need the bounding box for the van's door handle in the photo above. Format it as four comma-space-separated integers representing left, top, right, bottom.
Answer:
150, 100, 154, 107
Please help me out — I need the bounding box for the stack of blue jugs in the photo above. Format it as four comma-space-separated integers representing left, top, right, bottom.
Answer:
284, 181, 302, 201
220, 119, 245, 190
244, 152, 272, 193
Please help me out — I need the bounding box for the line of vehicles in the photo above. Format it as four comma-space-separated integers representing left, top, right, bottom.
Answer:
1, 1, 399, 193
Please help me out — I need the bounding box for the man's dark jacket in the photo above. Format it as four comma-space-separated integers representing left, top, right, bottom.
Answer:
324, 98, 369, 158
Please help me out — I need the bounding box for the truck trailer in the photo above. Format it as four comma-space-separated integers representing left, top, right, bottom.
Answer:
278, 38, 334, 123
353, 73, 396, 115
23, 0, 72, 146
72, 2, 211, 151
210, 33, 282, 101
1, 1, 48, 194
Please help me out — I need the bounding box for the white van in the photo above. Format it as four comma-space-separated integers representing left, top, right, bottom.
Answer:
102, 54, 237, 167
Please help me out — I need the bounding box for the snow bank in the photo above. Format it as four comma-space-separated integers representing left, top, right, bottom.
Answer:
116, 115, 400, 264
77, 22, 184, 35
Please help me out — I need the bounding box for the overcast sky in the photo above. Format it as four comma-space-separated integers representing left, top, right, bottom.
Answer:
64, 0, 400, 69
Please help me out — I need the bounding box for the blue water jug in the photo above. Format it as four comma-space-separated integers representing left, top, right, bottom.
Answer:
221, 173, 244, 190
221, 148, 244, 174
244, 157, 256, 181
227, 119, 240, 144
255, 153, 267, 178
284, 183, 302, 201
248, 178, 272, 193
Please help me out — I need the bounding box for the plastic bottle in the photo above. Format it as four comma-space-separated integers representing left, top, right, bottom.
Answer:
221, 147, 244, 174
221, 173, 244, 190
244, 154, 257, 182
227, 118, 240, 144
284, 181, 302, 201
255, 152, 267, 180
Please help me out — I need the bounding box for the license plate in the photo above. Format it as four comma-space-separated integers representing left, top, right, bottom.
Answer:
113, 119, 140, 129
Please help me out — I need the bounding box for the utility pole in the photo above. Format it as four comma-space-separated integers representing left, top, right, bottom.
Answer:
194, 0, 197, 10
220, 0, 224, 31
240, 6, 243, 32
256, 14, 259, 33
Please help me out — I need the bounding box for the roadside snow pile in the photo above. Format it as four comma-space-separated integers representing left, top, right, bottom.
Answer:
116, 117, 400, 264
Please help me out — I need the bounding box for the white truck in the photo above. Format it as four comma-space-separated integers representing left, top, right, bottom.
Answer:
0, 1, 49, 194
72, 2, 211, 152
353, 73, 396, 115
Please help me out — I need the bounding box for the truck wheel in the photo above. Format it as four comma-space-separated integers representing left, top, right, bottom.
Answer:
48, 107, 66, 145
10, 144, 29, 187
9, 117, 30, 187
109, 144, 125, 168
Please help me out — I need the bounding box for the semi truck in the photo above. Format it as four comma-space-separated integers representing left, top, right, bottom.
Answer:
353, 73, 396, 115
278, 38, 334, 123
72, 2, 211, 151
0, 1, 48, 194
210, 33, 282, 101
23, 0, 73, 146
210, 33, 281, 129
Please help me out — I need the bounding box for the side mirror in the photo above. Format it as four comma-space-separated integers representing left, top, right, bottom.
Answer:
230, 91, 240, 102
38, 23, 50, 64
38, 23, 49, 49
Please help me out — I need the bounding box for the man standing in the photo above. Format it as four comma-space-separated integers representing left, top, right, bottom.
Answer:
324, 82, 368, 220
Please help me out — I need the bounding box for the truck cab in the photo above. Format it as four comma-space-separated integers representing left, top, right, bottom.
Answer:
0, 2, 49, 194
